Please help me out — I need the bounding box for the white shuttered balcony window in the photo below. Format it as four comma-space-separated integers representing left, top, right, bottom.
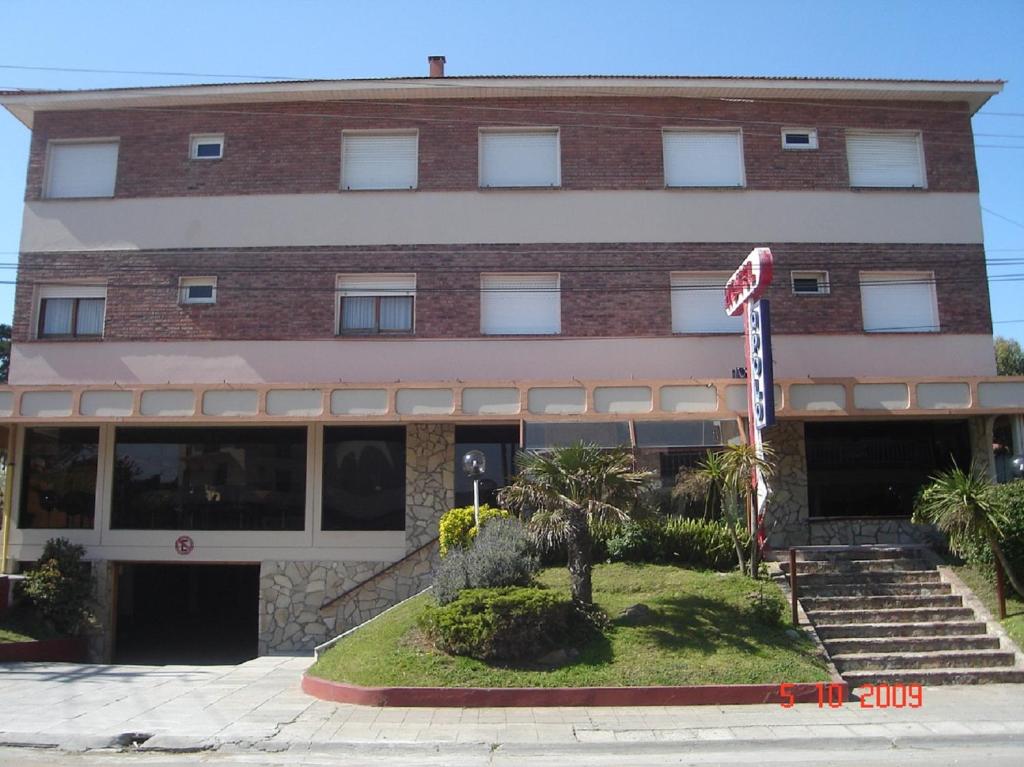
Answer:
479, 129, 560, 188
341, 132, 418, 190
671, 272, 744, 334
337, 274, 416, 334
860, 272, 939, 333
663, 130, 745, 187
480, 274, 560, 335
846, 131, 926, 188
44, 141, 119, 199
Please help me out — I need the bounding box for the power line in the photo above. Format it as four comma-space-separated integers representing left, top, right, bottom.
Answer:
983, 207, 1024, 231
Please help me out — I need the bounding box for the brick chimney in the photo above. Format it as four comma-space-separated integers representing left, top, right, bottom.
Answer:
428, 56, 446, 78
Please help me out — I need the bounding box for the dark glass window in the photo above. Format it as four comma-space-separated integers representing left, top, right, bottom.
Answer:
806, 420, 970, 518
454, 425, 519, 508
522, 421, 630, 449
322, 426, 405, 530
785, 132, 811, 145
111, 427, 306, 530
195, 142, 222, 158
19, 427, 99, 529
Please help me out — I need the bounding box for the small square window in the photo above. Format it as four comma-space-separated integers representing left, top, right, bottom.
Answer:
782, 128, 818, 150
791, 271, 830, 295
190, 134, 224, 160
179, 277, 217, 305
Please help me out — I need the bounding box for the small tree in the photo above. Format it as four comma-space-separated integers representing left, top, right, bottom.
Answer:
21, 538, 95, 636
674, 442, 775, 577
913, 463, 1024, 598
498, 443, 654, 605
995, 336, 1024, 377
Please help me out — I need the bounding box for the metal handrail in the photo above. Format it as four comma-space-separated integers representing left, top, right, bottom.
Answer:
318, 535, 440, 613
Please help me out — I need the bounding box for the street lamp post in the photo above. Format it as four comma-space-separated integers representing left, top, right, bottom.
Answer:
461, 450, 487, 529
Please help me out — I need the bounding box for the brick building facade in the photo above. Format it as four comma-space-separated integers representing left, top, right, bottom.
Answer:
1, 67, 1022, 662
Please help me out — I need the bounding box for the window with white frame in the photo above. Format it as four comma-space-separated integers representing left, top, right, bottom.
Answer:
480, 273, 560, 335
670, 272, 744, 334
337, 274, 416, 334
179, 276, 217, 305
36, 285, 106, 338
846, 131, 925, 188
341, 131, 418, 190
781, 128, 818, 150
190, 134, 224, 160
791, 270, 830, 295
479, 129, 560, 188
860, 272, 939, 333
663, 129, 745, 187
44, 141, 119, 198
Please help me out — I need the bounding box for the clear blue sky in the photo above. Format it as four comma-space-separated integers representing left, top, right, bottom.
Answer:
1, 0, 1022, 347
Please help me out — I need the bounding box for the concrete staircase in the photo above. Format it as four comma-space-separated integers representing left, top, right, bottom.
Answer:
781, 546, 1024, 686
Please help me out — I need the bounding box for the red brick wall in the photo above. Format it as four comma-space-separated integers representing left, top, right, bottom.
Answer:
24, 96, 978, 199
13, 243, 990, 342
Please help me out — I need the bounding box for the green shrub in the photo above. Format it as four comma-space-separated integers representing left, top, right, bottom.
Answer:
956, 480, 1024, 577
19, 538, 94, 636
438, 504, 509, 556
419, 586, 572, 660
433, 517, 540, 604
746, 584, 786, 626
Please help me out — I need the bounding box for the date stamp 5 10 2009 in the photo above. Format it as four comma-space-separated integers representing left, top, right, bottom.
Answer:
779, 682, 923, 709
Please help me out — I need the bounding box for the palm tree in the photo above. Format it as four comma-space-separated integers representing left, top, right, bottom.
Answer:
913, 463, 1024, 598
498, 443, 654, 604
674, 442, 775, 577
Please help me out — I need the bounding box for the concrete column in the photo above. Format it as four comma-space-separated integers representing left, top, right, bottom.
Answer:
1012, 415, 1024, 457
968, 415, 997, 479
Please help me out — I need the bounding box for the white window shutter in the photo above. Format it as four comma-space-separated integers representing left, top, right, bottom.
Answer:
479, 131, 560, 187
860, 272, 938, 332
670, 273, 743, 333
663, 131, 744, 187
847, 132, 925, 188
45, 142, 119, 198
480, 274, 560, 334
341, 133, 418, 190
336, 274, 416, 296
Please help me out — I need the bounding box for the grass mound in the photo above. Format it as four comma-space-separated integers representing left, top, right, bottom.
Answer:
309, 563, 830, 688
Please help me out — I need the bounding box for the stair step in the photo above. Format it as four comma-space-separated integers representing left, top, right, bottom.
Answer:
799, 583, 952, 598
824, 635, 1001, 655
788, 571, 942, 587
793, 546, 927, 562
815, 621, 990, 640
802, 594, 962, 611
833, 649, 1016, 672
781, 559, 933, 575
809, 607, 976, 624
843, 668, 1024, 686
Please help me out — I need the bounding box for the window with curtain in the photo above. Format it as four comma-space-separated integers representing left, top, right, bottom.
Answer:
37, 285, 107, 338
336, 274, 415, 334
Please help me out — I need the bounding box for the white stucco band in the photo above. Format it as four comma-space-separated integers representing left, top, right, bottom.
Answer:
10, 334, 997, 387
21, 190, 983, 252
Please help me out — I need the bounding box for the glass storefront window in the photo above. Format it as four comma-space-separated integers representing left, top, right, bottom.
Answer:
111, 427, 307, 531
19, 427, 99, 529
322, 426, 405, 531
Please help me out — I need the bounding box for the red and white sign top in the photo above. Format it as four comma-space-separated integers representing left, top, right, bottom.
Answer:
724, 247, 774, 317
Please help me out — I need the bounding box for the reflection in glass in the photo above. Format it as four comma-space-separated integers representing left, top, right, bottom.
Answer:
19, 427, 99, 529
112, 427, 306, 530
454, 425, 519, 507
322, 426, 406, 531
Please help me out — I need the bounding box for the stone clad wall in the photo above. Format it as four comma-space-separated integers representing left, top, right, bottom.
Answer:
258, 423, 454, 654
765, 420, 811, 549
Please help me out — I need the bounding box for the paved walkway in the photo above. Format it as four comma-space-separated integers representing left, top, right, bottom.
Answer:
1, 658, 1023, 756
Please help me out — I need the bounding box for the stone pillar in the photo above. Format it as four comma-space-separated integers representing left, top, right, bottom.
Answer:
406, 423, 455, 548
968, 415, 997, 479
764, 420, 810, 549
88, 560, 115, 663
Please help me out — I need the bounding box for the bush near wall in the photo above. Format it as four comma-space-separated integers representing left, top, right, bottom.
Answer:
540, 517, 750, 571
438, 504, 510, 557
957, 481, 1024, 577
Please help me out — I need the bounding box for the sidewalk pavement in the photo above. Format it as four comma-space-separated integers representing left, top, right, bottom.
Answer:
1, 657, 1023, 756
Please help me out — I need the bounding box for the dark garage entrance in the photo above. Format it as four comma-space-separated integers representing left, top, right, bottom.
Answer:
114, 563, 260, 665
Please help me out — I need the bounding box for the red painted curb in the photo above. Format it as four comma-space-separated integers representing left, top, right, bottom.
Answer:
0, 637, 87, 663
302, 673, 847, 708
